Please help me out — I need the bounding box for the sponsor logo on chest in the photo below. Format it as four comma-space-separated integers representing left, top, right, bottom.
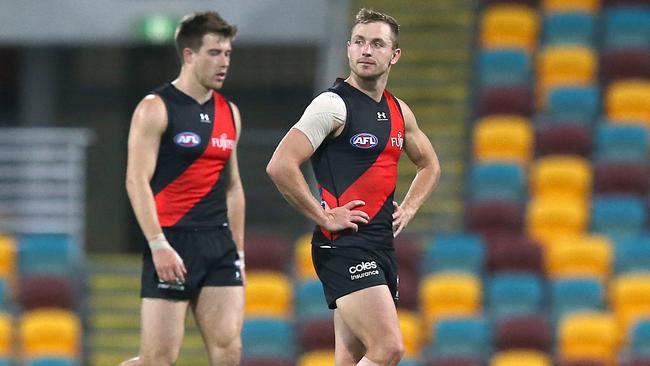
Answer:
174, 132, 201, 147
376, 111, 388, 121
350, 133, 378, 149
211, 133, 235, 151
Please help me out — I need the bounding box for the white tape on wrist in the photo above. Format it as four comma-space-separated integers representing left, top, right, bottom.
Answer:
148, 233, 172, 251
238, 250, 245, 268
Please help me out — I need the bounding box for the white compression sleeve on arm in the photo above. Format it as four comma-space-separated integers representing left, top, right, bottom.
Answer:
292, 92, 346, 150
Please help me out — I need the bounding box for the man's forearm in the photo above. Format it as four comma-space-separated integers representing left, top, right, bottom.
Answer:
267, 162, 327, 226
227, 184, 246, 251
400, 164, 440, 213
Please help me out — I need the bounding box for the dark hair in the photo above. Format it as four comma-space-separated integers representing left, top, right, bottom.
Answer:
353, 8, 400, 49
175, 11, 237, 61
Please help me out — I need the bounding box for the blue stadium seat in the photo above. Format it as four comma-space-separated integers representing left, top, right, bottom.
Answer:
591, 196, 647, 237
631, 319, 650, 356
241, 318, 295, 360
594, 124, 648, 162
486, 273, 543, 320
469, 162, 525, 203
426, 316, 490, 359
18, 233, 81, 276
614, 235, 650, 273
543, 12, 596, 46
478, 49, 530, 86
604, 7, 650, 49
550, 277, 604, 324
423, 234, 485, 274
547, 85, 600, 124
26, 358, 78, 366
295, 280, 329, 320
398, 359, 423, 366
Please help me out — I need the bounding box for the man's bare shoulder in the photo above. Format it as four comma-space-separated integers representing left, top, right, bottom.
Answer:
132, 94, 167, 132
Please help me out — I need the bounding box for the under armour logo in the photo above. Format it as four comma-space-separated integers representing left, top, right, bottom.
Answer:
377, 111, 388, 121
199, 113, 211, 123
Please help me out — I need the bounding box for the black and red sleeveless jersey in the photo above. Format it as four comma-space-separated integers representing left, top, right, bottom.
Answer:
150, 83, 236, 228
311, 78, 405, 250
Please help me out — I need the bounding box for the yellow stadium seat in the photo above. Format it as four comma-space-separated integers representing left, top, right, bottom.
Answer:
473, 115, 534, 164
543, 0, 600, 13
606, 80, 650, 128
558, 311, 619, 365
545, 235, 612, 279
419, 273, 481, 332
481, 5, 539, 51
295, 233, 317, 281
490, 350, 552, 366
526, 197, 588, 246
245, 271, 293, 318
0, 234, 16, 281
611, 273, 650, 335
298, 350, 335, 366
398, 310, 422, 358
537, 46, 597, 96
0, 313, 11, 357
20, 308, 81, 358
530, 155, 592, 201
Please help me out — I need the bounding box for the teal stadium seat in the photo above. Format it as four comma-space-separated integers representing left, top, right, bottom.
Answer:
631, 319, 650, 356
478, 49, 530, 86
423, 234, 485, 274
547, 85, 600, 124
426, 316, 490, 359
604, 7, 650, 49
614, 235, 650, 274
543, 12, 596, 46
26, 358, 78, 366
295, 280, 329, 320
470, 163, 525, 203
591, 196, 647, 237
550, 278, 604, 323
241, 318, 295, 361
594, 124, 648, 162
18, 234, 81, 276
486, 273, 543, 320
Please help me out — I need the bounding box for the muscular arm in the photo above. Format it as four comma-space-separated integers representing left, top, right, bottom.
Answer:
226, 102, 245, 254
393, 99, 441, 236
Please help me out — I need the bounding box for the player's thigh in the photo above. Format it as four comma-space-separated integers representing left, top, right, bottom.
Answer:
192, 286, 245, 346
334, 309, 366, 366
140, 298, 189, 353
335, 284, 402, 347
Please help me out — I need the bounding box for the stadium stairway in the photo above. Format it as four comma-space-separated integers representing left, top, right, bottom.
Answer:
88, 254, 207, 366
355, 0, 477, 233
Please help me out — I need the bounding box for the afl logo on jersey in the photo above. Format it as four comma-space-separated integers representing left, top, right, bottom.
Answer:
174, 132, 201, 147
350, 133, 378, 149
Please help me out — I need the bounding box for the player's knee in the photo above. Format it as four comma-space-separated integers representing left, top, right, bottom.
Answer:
208, 337, 242, 366
141, 347, 179, 366
366, 336, 404, 365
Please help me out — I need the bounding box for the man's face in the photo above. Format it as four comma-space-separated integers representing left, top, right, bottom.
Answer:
347, 22, 399, 80
187, 33, 232, 90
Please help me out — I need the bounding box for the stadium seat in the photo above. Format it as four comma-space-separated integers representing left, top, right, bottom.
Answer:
297, 318, 334, 352
242, 359, 293, 366
399, 310, 423, 358
469, 162, 525, 203
297, 350, 335, 366
591, 196, 647, 237
295, 279, 329, 320
399, 359, 423, 366
545, 235, 613, 279
542, 0, 599, 13
18, 233, 81, 276
427, 316, 490, 359
551, 278, 604, 323
482, 0, 539, 6
478, 49, 530, 86
489, 349, 552, 366
0, 235, 16, 281
25, 358, 78, 366
242, 318, 295, 360
631, 319, 650, 356
419, 273, 482, 331
20, 308, 81, 358
623, 358, 650, 366
546, 85, 600, 124
398, 269, 420, 311
594, 124, 648, 162
425, 357, 482, 366
245, 271, 293, 318
18, 275, 75, 311
481, 5, 539, 50
556, 361, 606, 366
530, 155, 592, 201
0, 313, 10, 357
614, 235, 650, 274
244, 231, 291, 272
557, 311, 619, 365
466, 200, 523, 237
485, 272, 543, 320
537, 45, 597, 97
611, 273, 650, 334
486, 233, 544, 274
606, 80, 650, 127
394, 234, 422, 277
593, 162, 650, 196
602, 49, 650, 83
473, 115, 534, 164
526, 197, 588, 245
542, 12, 596, 46
495, 314, 551, 351
604, 7, 650, 50
423, 233, 485, 274
478, 86, 534, 117
294, 233, 317, 281
535, 123, 592, 157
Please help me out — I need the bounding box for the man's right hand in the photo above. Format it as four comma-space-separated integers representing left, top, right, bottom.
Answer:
321, 200, 370, 232
152, 247, 187, 284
